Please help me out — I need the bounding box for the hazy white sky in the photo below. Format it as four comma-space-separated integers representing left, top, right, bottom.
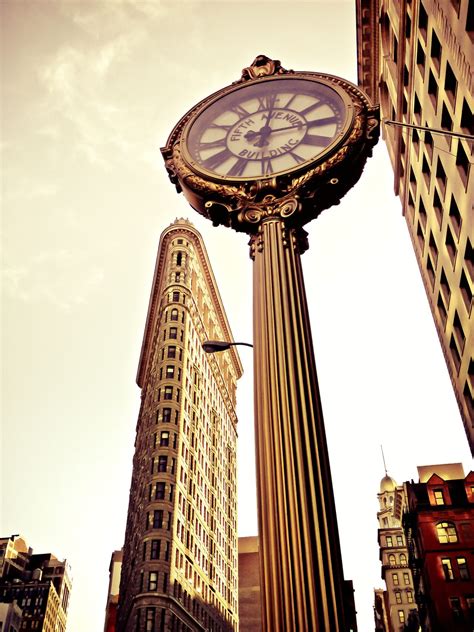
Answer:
1, 1, 472, 631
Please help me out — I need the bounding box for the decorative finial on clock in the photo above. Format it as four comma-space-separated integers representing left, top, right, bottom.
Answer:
238, 55, 287, 82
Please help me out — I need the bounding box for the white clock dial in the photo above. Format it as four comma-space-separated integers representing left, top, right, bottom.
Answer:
184, 77, 352, 180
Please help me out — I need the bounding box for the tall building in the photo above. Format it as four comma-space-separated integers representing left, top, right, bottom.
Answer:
403, 463, 474, 629
356, 0, 474, 453
117, 220, 243, 632
375, 473, 418, 631
237, 537, 261, 632
104, 549, 123, 632
0, 535, 72, 632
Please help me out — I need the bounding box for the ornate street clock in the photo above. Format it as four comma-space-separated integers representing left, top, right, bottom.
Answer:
162, 55, 379, 238
161, 56, 380, 631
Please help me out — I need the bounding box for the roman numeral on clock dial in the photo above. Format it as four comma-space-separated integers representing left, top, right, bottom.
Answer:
256, 94, 277, 112
227, 158, 247, 177
230, 104, 251, 118
307, 115, 339, 127
198, 138, 227, 151
302, 133, 332, 146
261, 158, 273, 175
202, 149, 232, 170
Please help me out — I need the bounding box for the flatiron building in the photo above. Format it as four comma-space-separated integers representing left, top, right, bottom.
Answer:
117, 219, 242, 632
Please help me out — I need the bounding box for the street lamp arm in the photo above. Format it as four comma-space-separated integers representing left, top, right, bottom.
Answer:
202, 340, 253, 353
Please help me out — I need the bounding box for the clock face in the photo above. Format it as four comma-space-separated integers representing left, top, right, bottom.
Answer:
183, 77, 353, 180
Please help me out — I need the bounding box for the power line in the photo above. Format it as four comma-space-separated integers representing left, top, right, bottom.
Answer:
383, 119, 474, 142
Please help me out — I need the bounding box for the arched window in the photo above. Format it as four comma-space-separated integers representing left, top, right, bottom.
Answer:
170, 308, 179, 321
389, 554, 396, 566
437, 521, 458, 543
176, 251, 183, 266
400, 553, 407, 565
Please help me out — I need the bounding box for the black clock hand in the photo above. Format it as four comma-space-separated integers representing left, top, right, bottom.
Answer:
244, 123, 304, 143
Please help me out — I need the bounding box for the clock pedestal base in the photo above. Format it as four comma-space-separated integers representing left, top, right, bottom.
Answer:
251, 217, 346, 631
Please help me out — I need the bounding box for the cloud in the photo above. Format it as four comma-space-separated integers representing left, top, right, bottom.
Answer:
2, 249, 105, 311
37, 19, 144, 169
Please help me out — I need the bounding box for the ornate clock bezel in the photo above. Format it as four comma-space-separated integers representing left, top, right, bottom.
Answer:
179, 75, 356, 183
161, 57, 379, 234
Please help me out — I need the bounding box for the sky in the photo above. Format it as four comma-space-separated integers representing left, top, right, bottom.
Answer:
1, 1, 472, 631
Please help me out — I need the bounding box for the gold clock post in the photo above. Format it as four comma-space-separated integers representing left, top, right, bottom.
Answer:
251, 216, 347, 629
162, 56, 379, 631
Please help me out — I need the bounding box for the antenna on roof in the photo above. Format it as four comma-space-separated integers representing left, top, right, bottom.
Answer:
381, 445, 388, 475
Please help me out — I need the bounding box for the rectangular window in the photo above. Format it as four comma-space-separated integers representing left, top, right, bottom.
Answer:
442, 557, 454, 580
395, 591, 402, 603
419, 2, 428, 40
414, 92, 422, 124
148, 571, 158, 592
153, 510, 164, 529
416, 40, 426, 73
393, 573, 399, 585
146, 607, 156, 632
436, 158, 447, 197
453, 311, 466, 352
446, 225, 457, 267
428, 69, 438, 105
457, 557, 470, 579
151, 539, 161, 560
396, 535, 403, 546
441, 102, 453, 131
431, 29, 442, 70
460, 269, 473, 313
461, 98, 473, 135
172, 291, 180, 302
386, 536, 393, 547
433, 188, 443, 227
445, 61, 457, 105
155, 482, 166, 500
407, 590, 414, 603
450, 334, 462, 372
398, 610, 405, 623
166, 365, 175, 378
167, 346, 176, 359
158, 456, 168, 472
169, 327, 178, 339
403, 572, 410, 585
164, 386, 173, 400
450, 597, 463, 620
456, 142, 470, 187
162, 408, 171, 423
160, 431, 170, 447
434, 489, 445, 504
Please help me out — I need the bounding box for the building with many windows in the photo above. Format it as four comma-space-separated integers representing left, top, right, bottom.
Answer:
375, 473, 418, 631
403, 463, 474, 629
117, 220, 243, 632
356, 0, 474, 453
0, 535, 72, 632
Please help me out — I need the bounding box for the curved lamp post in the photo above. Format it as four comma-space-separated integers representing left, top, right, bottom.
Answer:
203, 340, 253, 353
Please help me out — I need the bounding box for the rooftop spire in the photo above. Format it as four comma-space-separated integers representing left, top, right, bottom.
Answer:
381, 444, 388, 475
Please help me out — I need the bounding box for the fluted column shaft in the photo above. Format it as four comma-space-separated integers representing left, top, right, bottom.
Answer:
252, 217, 346, 631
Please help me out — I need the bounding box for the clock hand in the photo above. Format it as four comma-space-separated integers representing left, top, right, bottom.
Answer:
244, 123, 305, 142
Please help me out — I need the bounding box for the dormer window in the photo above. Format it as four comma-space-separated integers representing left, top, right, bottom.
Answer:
434, 489, 445, 505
